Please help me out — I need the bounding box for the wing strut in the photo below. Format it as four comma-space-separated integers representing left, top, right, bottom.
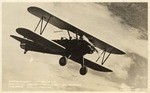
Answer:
76, 29, 78, 40
34, 16, 43, 32
34, 16, 52, 35
67, 30, 72, 40
96, 48, 114, 65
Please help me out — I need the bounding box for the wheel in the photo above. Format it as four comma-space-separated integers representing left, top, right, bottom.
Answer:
59, 56, 67, 66
79, 66, 88, 75
24, 49, 28, 54
24, 51, 27, 54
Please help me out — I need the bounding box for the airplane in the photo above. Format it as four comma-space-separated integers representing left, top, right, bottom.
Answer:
10, 6, 126, 75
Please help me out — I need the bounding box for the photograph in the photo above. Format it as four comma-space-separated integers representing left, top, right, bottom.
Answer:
2, 2, 148, 91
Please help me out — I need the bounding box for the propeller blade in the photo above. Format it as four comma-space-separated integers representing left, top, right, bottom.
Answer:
83, 35, 99, 54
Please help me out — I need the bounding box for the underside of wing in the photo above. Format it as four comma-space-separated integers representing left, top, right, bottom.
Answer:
84, 58, 112, 72
28, 7, 76, 32
70, 55, 112, 72
28, 6, 125, 54
15, 28, 66, 55
86, 36, 126, 54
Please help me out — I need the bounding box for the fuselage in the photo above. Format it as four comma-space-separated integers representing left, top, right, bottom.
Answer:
53, 38, 95, 56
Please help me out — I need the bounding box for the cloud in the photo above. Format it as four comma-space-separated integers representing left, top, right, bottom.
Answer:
125, 52, 148, 89
29, 57, 34, 63
3, 2, 148, 91
119, 83, 131, 90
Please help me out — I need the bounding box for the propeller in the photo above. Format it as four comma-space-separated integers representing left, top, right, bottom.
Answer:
83, 35, 99, 53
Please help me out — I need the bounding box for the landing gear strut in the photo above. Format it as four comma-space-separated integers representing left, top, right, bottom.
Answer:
59, 56, 68, 66
79, 56, 88, 75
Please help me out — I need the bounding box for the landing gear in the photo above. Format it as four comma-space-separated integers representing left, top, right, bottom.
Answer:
79, 56, 88, 75
20, 42, 27, 54
59, 56, 68, 66
79, 66, 88, 75
24, 50, 27, 54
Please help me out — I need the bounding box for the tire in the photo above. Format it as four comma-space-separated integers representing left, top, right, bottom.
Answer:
79, 66, 88, 75
59, 56, 67, 66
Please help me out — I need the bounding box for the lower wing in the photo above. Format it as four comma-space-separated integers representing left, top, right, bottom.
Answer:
84, 58, 112, 72
70, 55, 112, 72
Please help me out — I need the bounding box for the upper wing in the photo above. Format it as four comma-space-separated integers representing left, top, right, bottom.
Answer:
15, 28, 66, 55
28, 6, 125, 54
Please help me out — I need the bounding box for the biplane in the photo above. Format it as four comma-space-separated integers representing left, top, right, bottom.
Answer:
10, 6, 126, 75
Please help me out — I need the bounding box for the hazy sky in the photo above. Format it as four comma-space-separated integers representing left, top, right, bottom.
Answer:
2, 2, 148, 91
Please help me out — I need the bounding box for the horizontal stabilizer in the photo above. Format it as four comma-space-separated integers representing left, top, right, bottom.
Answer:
10, 35, 28, 42
16, 28, 65, 54
10, 35, 65, 55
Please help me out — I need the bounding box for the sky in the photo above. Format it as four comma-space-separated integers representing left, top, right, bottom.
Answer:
2, 2, 148, 91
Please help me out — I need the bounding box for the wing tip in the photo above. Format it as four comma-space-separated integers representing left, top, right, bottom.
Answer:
27, 6, 43, 14
16, 27, 31, 34
10, 35, 24, 42
10, 35, 14, 38
107, 69, 113, 72
27, 6, 35, 14
27, 6, 36, 11
103, 68, 113, 72
10, 35, 18, 40
16, 28, 24, 34
113, 49, 126, 55
121, 50, 127, 54
119, 51, 126, 55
